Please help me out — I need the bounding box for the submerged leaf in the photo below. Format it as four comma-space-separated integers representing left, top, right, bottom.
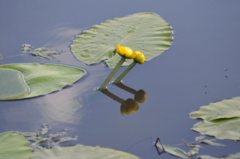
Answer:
31, 145, 140, 159
195, 136, 205, 141
200, 139, 224, 146
31, 48, 64, 61
27, 137, 47, 143
0, 63, 85, 99
41, 124, 48, 135
0, 132, 31, 159
54, 137, 77, 144
156, 144, 188, 158
190, 97, 240, 140
71, 12, 172, 68
188, 148, 199, 156
20, 132, 36, 137
0, 69, 31, 100
31, 145, 44, 152
49, 130, 67, 139
156, 144, 199, 158
22, 44, 31, 53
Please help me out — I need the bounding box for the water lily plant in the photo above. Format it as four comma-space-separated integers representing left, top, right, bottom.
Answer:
113, 50, 145, 84
98, 44, 145, 90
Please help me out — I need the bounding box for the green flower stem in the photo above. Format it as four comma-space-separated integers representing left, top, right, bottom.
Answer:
98, 56, 125, 90
113, 60, 137, 84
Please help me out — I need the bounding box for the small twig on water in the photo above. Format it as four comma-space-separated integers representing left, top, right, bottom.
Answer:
154, 137, 166, 155
183, 140, 193, 159
155, 137, 166, 152
155, 145, 164, 155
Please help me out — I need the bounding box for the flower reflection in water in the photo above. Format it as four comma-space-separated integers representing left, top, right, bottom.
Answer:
101, 83, 146, 116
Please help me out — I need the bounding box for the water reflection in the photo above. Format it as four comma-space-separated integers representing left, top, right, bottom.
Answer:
35, 94, 83, 125
115, 83, 147, 104
101, 83, 147, 116
44, 27, 82, 51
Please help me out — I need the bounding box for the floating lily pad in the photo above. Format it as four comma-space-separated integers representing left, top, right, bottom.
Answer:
71, 12, 172, 68
31, 145, 140, 159
198, 153, 240, 159
0, 132, 31, 159
190, 97, 240, 140
0, 63, 85, 99
0, 69, 30, 100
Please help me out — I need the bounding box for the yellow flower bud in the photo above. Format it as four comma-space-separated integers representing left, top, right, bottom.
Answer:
134, 51, 145, 64
117, 44, 134, 59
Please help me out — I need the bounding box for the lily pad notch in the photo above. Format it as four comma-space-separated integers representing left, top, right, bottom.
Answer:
71, 12, 173, 68
0, 63, 86, 100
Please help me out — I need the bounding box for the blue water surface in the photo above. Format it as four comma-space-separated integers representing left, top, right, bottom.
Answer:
1, 1, 240, 158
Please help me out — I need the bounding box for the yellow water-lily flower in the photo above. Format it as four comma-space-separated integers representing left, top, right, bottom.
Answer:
134, 51, 145, 64
117, 44, 135, 59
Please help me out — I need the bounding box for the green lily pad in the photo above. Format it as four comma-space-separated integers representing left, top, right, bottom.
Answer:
190, 97, 240, 140
31, 145, 140, 159
0, 132, 31, 159
0, 63, 85, 99
0, 69, 31, 100
71, 12, 172, 68
198, 153, 240, 159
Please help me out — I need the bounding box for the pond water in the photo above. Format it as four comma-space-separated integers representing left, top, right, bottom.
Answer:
1, 1, 240, 158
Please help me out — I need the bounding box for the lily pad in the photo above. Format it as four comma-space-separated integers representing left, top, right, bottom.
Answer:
0, 63, 85, 99
71, 12, 172, 68
0, 132, 31, 159
31, 145, 140, 159
190, 97, 240, 121
0, 69, 31, 100
198, 153, 240, 159
190, 97, 240, 140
